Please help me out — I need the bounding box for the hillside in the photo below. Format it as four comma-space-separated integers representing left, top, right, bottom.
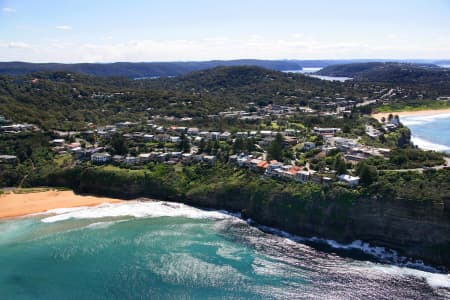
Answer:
0, 65, 447, 130
0, 66, 361, 129
0, 60, 304, 78
134, 66, 369, 109
317, 62, 450, 86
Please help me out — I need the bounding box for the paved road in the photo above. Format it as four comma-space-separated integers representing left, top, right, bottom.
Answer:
381, 157, 450, 173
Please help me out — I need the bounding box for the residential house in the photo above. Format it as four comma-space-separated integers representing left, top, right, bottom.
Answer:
50, 139, 65, 146
260, 130, 273, 137
143, 134, 154, 141
187, 127, 199, 135
170, 136, 181, 143
295, 170, 310, 183
265, 161, 283, 177
202, 155, 216, 164
155, 134, 171, 143
112, 155, 124, 163
338, 174, 360, 187
236, 132, 248, 137
138, 153, 152, 163
219, 132, 231, 140
91, 152, 111, 164
303, 142, 316, 151
182, 153, 193, 163
313, 127, 341, 136
328, 137, 359, 152
0, 155, 17, 164
283, 129, 298, 136
170, 152, 183, 158
124, 156, 137, 165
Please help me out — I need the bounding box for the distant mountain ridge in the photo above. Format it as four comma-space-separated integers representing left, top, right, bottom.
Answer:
0, 60, 303, 78
1, 59, 449, 78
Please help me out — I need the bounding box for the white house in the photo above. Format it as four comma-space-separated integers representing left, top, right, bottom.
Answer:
0, 155, 17, 164
91, 152, 111, 164
338, 174, 360, 187
124, 156, 137, 165
187, 127, 200, 135
138, 153, 152, 163
313, 127, 341, 136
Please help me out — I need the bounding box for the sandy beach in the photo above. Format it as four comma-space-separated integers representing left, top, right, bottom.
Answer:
371, 108, 450, 122
0, 189, 123, 219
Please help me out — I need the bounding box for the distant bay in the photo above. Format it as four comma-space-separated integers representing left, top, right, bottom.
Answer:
401, 111, 450, 153
283, 68, 352, 82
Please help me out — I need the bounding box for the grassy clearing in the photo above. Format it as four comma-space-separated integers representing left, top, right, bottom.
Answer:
0, 186, 70, 195
375, 101, 450, 113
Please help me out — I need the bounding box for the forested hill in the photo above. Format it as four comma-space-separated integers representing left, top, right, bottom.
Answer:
144, 65, 329, 90
317, 62, 450, 85
0, 66, 358, 129
0, 65, 447, 130
0, 60, 304, 78
136, 66, 356, 105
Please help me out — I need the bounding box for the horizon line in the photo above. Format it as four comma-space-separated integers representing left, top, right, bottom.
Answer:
1, 58, 450, 64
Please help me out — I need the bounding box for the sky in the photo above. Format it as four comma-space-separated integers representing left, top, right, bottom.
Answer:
1, 0, 450, 63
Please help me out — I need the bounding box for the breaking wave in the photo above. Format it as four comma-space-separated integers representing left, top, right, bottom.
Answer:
41, 201, 234, 223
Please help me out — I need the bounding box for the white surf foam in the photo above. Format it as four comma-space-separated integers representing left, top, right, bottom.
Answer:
41, 201, 234, 223
369, 265, 450, 290
85, 220, 124, 229
256, 225, 450, 291
400, 112, 450, 125
256, 225, 444, 274
410, 136, 450, 152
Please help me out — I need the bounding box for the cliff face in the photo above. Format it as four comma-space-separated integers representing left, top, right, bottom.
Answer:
41, 168, 450, 269
181, 189, 450, 269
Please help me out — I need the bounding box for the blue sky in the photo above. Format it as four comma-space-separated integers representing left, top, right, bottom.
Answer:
1, 0, 450, 62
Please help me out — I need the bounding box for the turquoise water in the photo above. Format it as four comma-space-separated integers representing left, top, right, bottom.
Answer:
0, 201, 449, 299
401, 112, 450, 153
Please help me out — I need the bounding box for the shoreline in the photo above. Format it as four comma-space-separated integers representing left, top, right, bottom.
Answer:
371, 107, 450, 122
1, 189, 446, 274
1, 188, 449, 271
0, 189, 123, 219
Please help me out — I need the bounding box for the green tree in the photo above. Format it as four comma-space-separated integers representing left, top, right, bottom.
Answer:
111, 133, 128, 155
178, 133, 191, 153
356, 161, 378, 186
267, 133, 284, 161
333, 154, 347, 174
232, 137, 244, 154
198, 139, 205, 154
388, 114, 393, 122
246, 137, 256, 153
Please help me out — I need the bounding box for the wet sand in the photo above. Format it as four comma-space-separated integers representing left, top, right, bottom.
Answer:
371, 108, 450, 122
0, 190, 123, 219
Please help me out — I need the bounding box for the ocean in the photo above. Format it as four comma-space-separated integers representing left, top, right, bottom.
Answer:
1, 201, 449, 299
400, 112, 450, 153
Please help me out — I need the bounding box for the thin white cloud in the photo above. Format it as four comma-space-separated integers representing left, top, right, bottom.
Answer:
1, 36, 449, 63
2, 7, 16, 13
55, 25, 72, 31
291, 33, 305, 39
6, 42, 31, 49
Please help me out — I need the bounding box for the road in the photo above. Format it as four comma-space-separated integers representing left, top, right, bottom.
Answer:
381, 157, 450, 173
